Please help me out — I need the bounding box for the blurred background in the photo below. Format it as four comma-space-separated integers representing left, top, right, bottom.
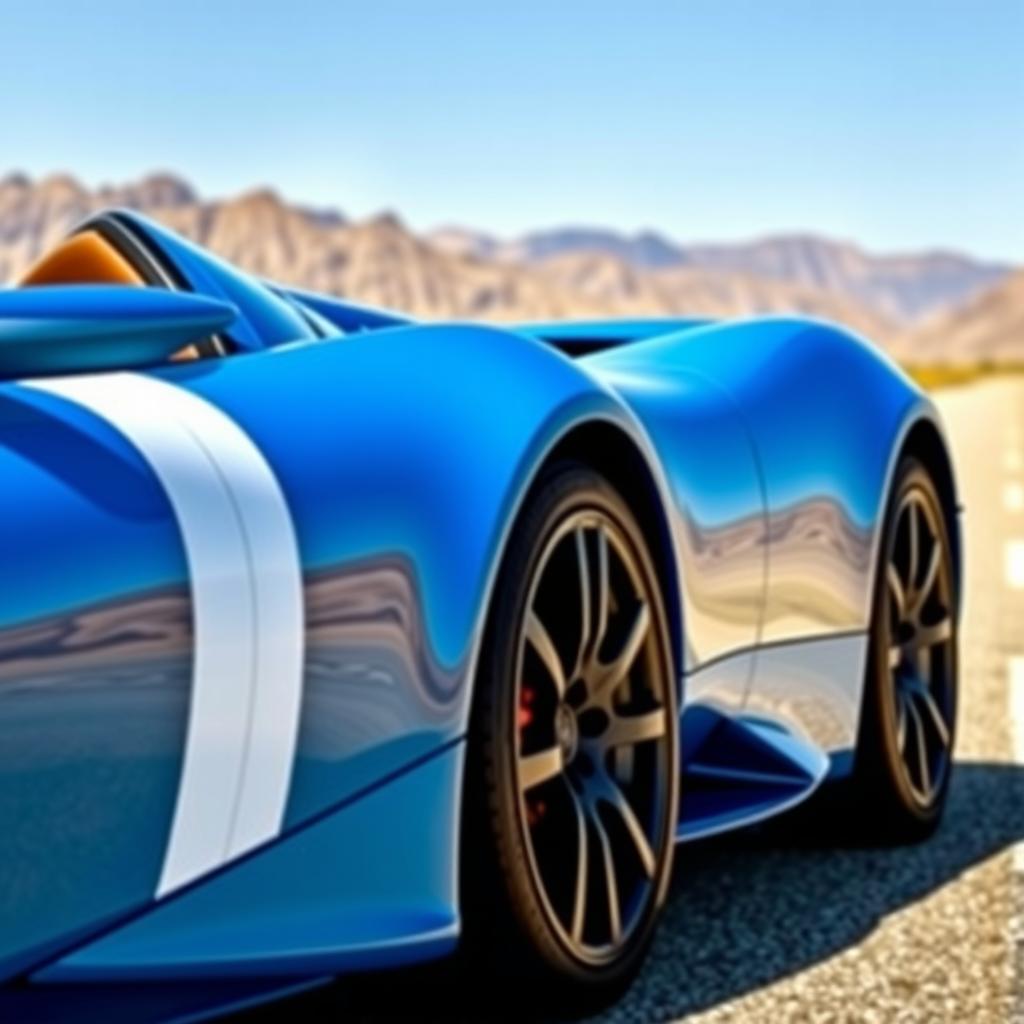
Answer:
4, 2, 1023, 1022
1, 1, 1021, 383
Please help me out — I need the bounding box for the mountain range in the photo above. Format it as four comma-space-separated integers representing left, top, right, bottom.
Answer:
892, 270, 1024, 365
427, 226, 1009, 326
0, 171, 1018, 361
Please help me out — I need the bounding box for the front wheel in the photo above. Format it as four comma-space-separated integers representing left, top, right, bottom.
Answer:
464, 463, 679, 997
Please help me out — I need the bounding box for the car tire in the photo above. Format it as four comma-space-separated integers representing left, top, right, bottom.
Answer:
847, 455, 959, 842
462, 462, 679, 1001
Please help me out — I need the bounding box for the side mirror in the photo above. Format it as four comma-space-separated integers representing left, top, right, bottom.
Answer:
0, 286, 238, 379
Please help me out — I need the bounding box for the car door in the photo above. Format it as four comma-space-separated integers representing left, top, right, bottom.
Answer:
671, 318, 918, 758
583, 351, 769, 721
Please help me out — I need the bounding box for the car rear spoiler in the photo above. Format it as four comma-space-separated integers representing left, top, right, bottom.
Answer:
0, 286, 236, 378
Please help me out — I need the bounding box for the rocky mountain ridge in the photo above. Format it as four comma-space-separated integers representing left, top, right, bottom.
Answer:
427, 224, 1010, 324
1, 171, 1018, 359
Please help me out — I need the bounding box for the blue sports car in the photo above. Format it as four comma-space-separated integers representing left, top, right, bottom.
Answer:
0, 211, 960, 1020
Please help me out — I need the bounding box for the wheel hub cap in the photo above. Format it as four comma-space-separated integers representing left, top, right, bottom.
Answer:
554, 704, 579, 761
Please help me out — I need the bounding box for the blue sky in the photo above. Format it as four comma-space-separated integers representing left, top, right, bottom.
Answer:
3, 1, 1022, 260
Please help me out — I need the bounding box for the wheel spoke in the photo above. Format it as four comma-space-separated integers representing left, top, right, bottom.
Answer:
916, 644, 932, 686
916, 615, 952, 650
906, 696, 931, 797
525, 611, 566, 698
888, 643, 902, 671
593, 774, 657, 878
912, 543, 941, 615
603, 708, 667, 750
588, 601, 650, 704
887, 563, 907, 618
612, 744, 636, 785
519, 745, 563, 791
907, 500, 921, 588
594, 526, 611, 662
906, 676, 951, 747
591, 810, 622, 943
567, 787, 589, 943
895, 691, 909, 753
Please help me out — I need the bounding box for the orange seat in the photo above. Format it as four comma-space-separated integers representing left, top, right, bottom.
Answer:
18, 230, 147, 288
18, 230, 203, 361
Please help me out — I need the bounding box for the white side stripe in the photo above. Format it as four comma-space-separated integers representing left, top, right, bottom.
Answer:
128, 376, 306, 865
28, 372, 305, 897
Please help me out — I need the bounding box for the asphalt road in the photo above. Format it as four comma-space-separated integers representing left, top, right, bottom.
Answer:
237, 376, 1024, 1024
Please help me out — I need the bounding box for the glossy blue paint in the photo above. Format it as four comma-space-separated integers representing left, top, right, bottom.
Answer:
678, 709, 829, 841
0, 281, 666, 986
0, 214, 956, 1012
0, 286, 236, 377
0, 387, 191, 626
593, 318, 932, 635
583, 358, 766, 674
0, 388, 193, 979
589, 317, 916, 512
157, 321, 651, 827
276, 285, 412, 334
521, 319, 713, 341
39, 743, 463, 980
585, 317, 934, 754
115, 211, 316, 352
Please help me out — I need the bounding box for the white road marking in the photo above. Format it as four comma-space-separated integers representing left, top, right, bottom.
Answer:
1007, 541, 1024, 590
27, 372, 305, 897
1006, 483, 1024, 513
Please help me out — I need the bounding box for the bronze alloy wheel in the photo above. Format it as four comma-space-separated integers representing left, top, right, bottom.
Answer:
882, 482, 956, 808
513, 508, 674, 964
847, 454, 958, 841
465, 463, 678, 993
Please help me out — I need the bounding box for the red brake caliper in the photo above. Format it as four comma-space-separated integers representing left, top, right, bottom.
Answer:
519, 684, 547, 826
518, 684, 535, 729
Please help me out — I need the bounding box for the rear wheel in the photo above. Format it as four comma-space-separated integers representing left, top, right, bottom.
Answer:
464, 463, 678, 996
849, 456, 958, 840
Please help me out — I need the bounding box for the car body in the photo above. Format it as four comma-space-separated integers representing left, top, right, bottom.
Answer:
0, 211, 960, 1021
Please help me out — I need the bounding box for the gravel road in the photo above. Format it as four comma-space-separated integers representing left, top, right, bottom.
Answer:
238, 376, 1024, 1024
